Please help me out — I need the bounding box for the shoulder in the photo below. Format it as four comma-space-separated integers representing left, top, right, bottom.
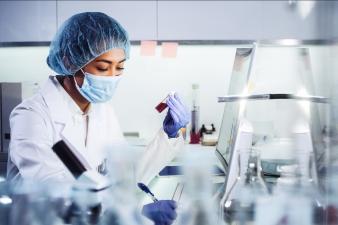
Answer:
10, 92, 53, 138
11, 92, 49, 121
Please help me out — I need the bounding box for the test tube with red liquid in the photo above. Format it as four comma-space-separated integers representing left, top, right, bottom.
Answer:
155, 92, 175, 113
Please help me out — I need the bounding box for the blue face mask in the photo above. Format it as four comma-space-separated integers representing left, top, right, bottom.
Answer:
75, 69, 122, 103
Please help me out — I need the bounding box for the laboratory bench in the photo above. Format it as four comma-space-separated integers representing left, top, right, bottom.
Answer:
137, 143, 225, 205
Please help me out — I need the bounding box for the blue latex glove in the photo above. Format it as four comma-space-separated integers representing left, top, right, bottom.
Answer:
163, 93, 190, 138
142, 200, 178, 225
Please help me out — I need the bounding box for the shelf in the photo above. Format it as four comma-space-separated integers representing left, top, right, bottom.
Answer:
218, 93, 328, 103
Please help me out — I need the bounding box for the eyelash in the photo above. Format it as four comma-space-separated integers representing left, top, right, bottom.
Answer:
97, 67, 124, 72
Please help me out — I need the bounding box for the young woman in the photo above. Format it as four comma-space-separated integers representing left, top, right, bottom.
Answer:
7, 12, 189, 225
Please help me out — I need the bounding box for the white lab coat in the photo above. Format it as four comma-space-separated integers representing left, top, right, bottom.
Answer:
7, 76, 184, 185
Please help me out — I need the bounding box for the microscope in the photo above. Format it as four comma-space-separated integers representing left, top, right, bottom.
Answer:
52, 140, 111, 224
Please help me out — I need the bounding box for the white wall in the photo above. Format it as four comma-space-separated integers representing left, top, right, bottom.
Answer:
0, 45, 331, 141
0, 45, 235, 141
114, 45, 235, 140
0, 47, 54, 98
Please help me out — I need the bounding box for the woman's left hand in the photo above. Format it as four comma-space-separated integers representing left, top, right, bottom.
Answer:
163, 93, 190, 138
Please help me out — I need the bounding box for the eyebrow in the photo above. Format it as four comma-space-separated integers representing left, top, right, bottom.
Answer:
95, 58, 126, 64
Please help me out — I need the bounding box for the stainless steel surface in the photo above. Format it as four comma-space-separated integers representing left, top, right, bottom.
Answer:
0, 153, 8, 177
0, 83, 22, 176
257, 39, 338, 46
1, 39, 338, 47
218, 94, 329, 103
1, 83, 22, 153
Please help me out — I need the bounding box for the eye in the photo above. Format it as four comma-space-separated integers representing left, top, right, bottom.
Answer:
117, 67, 125, 71
97, 67, 108, 72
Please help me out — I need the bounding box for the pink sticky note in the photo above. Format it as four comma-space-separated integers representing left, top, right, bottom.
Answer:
161, 42, 178, 58
140, 40, 157, 56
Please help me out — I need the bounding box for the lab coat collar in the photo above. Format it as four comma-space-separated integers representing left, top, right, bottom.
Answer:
40, 76, 105, 123
40, 76, 93, 169
40, 76, 71, 124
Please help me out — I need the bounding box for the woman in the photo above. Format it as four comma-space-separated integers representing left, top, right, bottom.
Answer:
7, 12, 189, 225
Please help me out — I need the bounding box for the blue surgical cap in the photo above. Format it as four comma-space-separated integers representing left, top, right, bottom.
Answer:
47, 12, 130, 75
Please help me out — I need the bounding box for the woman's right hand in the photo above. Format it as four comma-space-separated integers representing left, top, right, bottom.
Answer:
142, 200, 178, 225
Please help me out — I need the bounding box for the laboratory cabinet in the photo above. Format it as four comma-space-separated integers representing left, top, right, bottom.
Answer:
56, 1, 158, 41
157, 1, 262, 40
0, 1, 57, 42
0, 0, 157, 42
0, 1, 337, 42
157, 1, 334, 40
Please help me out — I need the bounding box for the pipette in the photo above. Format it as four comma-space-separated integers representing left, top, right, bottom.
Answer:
137, 183, 158, 202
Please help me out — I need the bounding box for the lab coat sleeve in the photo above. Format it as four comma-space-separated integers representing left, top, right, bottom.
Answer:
8, 105, 71, 183
135, 128, 184, 185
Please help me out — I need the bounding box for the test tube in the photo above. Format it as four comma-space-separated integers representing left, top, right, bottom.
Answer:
155, 92, 175, 113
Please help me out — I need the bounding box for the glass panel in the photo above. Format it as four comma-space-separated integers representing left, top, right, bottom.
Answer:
217, 45, 330, 196
218, 44, 333, 224
216, 48, 254, 168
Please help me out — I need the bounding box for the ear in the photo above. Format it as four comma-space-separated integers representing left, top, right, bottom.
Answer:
73, 71, 85, 87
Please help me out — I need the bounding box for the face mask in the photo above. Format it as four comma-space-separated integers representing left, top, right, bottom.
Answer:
74, 69, 122, 103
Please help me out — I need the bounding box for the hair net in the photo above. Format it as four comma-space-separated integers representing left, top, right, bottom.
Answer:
47, 12, 130, 75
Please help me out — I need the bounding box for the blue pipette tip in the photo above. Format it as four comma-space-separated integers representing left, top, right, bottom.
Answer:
137, 182, 150, 194
137, 182, 158, 202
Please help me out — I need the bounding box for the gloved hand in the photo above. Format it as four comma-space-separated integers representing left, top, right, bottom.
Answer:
163, 93, 190, 138
142, 200, 178, 225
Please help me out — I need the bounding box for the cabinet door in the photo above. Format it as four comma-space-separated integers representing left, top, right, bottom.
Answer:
158, 1, 263, 40
261, 1, 321, 40
158, 1, 328, 40
57, 1, 157, 41
0, 1, 57, 42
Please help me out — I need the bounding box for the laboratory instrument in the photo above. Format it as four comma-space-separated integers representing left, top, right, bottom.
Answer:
137, 182, 159, 202
216, 43, 330, 224
190, 84, 200, 144
52, 140, 110, 224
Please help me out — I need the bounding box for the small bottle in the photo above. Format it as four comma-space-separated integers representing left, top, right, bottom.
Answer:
200, 124, 206, 137
211, 124, 216, 132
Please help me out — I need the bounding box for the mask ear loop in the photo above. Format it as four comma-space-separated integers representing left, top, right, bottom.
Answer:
73, 69, 91, 107
74, 68, 86, 88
